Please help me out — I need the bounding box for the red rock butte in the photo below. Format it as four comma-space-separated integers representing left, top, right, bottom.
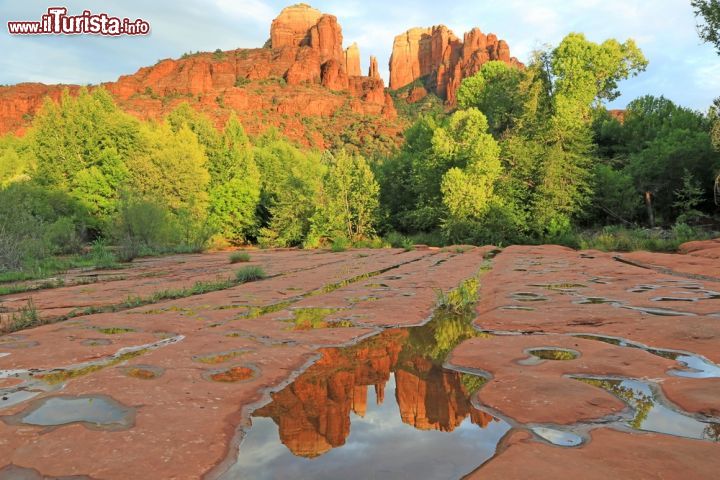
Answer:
0, 3, 525, 142
0, 3, 396, 146
389, 25, 522, 105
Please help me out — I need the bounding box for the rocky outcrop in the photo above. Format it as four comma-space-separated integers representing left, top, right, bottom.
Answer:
344, 42, 361, 76
369, 56, 380, 79
269, 3, 323, 49
389, 25, 522, 105
0, 3, 397, 146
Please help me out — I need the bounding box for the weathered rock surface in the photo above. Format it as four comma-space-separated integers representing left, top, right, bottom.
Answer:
389, 25, 522, 105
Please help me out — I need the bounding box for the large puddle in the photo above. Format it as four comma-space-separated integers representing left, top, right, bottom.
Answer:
224, 285, 513, 479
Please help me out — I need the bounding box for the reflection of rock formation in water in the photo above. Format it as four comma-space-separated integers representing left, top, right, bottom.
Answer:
395, 357, 492, 431
254, 328, 494, 458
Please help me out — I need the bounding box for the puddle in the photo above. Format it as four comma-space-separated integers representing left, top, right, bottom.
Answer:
81, 338, 113, 346
530, 283, 587, 291
620, 306, 696, 317
121, 364, 164, 380
0, 464, 92, 479
222, 278, 516, 478
204, 364, 258, 383
510, 292, 548, 302
573, 334, 720, 378
530, 426, 584, 446
651, 297, 698, 302
525, 348, 579, 362
2, 394, 135, 431
500, 305, 535, 311
574, 377, 720, 442
0, 335, 183, 410
575, 297, 620, 305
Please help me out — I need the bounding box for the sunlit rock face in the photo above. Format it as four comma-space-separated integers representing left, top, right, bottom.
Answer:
0, 4, 397, 144
389, 25, 522, 105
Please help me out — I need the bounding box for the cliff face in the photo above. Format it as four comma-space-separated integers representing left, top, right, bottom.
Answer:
389, 25, 522, 105
0, 4, 397, 147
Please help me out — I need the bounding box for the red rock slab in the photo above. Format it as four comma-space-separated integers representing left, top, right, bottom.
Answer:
469, 428, 720, 480
474, 245, 720, 363
620, 249, 720, 281
0, 247, 488, 479
679, 238, 720, 255
0, 249, 353, 320
662, 376, 720, 418
449, 334, 677, 424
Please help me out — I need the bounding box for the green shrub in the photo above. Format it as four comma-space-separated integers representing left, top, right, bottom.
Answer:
44, 217, 83, 255
330, 237, 349, 252
4, 298, 40, 332
235, 265, 266, 283
435, 277, 479, 314
385, 231, 414, 251
89, 240, 118, 269
113, 197, 173, 261
229, 251, 251, 263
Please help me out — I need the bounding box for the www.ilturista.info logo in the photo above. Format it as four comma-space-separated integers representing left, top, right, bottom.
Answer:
7, 7, 150, 36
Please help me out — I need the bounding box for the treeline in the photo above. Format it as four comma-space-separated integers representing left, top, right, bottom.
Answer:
0, 89, 380, 270
1, 32, 719, 273
378, 33, 720, 245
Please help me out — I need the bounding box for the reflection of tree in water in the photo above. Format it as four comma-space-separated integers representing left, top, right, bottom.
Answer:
580, 379, 654, 429
252, 276, 495, 457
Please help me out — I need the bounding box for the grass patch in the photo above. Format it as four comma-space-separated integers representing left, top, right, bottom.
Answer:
2, 298, 41, 333
39, 349, 146, 385
435, 277, 479, 314
235, 266, 266, 283
330, 237, 349, 252
566, 224, 714, 252
98, 327, 135, 335
229, 251, 251, 263
384, 232, 414, 251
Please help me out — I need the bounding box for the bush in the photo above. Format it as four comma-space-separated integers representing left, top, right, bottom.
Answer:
44, 217, 83, 255
113, 196, 173, 261
89, 240, 118, 269
0, 182, 88, 270
330, 237, 349, 252
229, 251, 251, 263
574, 225, 713, 252
3, 298, 40, 332
235, 265, 266, 283
384, 231, 414, 251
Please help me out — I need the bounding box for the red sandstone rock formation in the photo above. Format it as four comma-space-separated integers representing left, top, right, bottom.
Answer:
369, 56, 380, 79
344, 42, 361, 77
389, 25, 522, 105
0, 3, 397, 144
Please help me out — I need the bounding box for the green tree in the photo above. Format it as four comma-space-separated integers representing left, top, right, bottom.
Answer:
309, 150, 380, 244
456, 61, 526, 137
30, 88, 143, 229
207, 113, 261, 243
127, 122, 210, 218
692, 0, 720, 53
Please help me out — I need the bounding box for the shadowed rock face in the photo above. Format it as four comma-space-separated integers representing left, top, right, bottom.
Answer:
389, 25, 522, 105
0, 4, 397, 145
